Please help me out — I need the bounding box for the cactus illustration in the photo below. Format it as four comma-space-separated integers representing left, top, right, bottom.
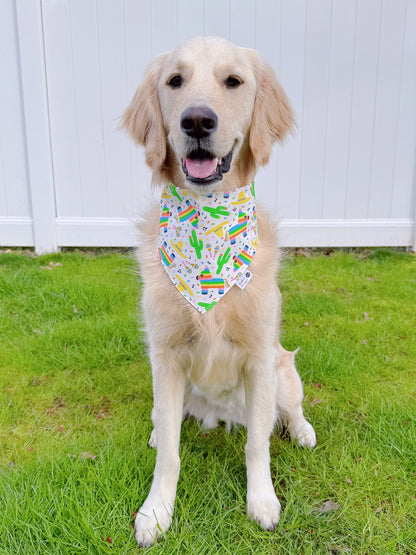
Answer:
203, 205, 230, 219
198, 301, 217, 311
216, 247, 231, 274
189, 229, 203, 259
250, 181, 256, 199
170, 184, 183, 202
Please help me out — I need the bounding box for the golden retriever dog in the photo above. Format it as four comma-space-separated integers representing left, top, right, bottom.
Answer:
123, 36, 316, 548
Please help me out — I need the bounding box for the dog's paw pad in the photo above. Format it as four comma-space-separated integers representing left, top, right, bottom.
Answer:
247, 492, 281, 531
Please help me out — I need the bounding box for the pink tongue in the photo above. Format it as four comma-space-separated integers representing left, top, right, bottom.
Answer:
185, 157, 218, 179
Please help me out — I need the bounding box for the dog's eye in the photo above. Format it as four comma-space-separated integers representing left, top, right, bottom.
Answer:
225, 75, 242, 88
167, 74, 183, 88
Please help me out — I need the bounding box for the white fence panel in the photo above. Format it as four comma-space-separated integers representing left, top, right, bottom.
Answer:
15, 0, 57, 253
1, 0, 415, 252
321, 0, 356, 220
0, 0, 33, 246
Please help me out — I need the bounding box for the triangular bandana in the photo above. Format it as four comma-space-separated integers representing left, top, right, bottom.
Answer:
158, 182, 258, 314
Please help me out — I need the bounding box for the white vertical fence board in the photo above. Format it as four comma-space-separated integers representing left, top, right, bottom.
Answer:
254, 0, 281, 212
392, 0, 416, 221
254, 0, 281, 69
68, 0, 108, 218
368, 0, 407, 219
149, 0, 178, 55
123, 0, 152, 84
322, 0, 356, 219
42, 0, 84, 218
123, 0, 154, 216
0, 144, 6, 217
97, 0, 134, 218
345, 0, 382, 219
229, 0, 255, 48
0, 0, 31, 221
299, 0, 332, 219
202, 0, 230, 38
177, 0, 203, 42
15, 0, 57, 253
275, 0, 307, 220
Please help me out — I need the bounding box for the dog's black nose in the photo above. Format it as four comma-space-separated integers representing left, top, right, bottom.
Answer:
180, 106, 218, 139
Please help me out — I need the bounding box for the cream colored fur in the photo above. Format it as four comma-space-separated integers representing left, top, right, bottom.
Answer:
123, 36, 316, 548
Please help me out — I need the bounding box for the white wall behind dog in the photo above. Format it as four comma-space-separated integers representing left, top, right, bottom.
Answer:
1, 0, 415, 252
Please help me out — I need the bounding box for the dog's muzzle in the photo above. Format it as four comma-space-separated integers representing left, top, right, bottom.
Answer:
180, 106, 233, 185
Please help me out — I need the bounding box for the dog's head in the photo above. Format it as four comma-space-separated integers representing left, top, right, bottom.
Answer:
123, 37, 295, 193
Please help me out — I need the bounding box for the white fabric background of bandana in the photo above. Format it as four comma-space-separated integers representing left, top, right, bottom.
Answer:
159, 183, 258, 314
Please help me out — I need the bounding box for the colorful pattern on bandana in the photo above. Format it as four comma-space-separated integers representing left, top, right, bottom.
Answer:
158, 183, 257, 314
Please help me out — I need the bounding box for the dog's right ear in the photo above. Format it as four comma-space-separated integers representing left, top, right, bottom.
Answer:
122, 54, 168, 171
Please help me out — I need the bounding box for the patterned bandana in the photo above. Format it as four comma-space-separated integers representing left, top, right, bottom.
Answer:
158, 182, 258, 314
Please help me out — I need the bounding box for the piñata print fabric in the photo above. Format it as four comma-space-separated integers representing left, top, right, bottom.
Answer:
158, 182, 258, 314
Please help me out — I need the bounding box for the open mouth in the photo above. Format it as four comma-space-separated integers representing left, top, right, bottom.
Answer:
181, 149, 233, 185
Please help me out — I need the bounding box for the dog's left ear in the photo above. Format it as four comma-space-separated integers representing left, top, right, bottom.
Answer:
249, 53, 295, 166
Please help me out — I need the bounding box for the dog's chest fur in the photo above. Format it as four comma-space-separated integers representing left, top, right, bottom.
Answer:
138, 201, 280, 424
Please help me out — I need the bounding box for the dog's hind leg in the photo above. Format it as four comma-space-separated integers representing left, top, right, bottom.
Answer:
275, 345, 316, 448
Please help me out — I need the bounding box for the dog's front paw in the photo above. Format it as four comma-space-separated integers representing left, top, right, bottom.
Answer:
134, 497, 172, 548
247, 490, 281, 531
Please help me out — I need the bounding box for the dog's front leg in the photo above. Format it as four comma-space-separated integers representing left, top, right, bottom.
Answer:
135, 350, 185, 548
244, 354, 281, 531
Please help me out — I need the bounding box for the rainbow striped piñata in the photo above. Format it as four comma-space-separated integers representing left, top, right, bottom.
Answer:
196, 268, 225, 295
178, 200, 199, 227
228, 211, 249, 245
159, 241, 175, 267
159, 206, 171, 233
233, 245, 254, 270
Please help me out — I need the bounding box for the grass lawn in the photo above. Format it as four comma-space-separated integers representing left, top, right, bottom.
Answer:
0, 248, 415, 554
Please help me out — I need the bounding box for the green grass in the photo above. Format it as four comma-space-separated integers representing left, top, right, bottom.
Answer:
0, 248, 415, 554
